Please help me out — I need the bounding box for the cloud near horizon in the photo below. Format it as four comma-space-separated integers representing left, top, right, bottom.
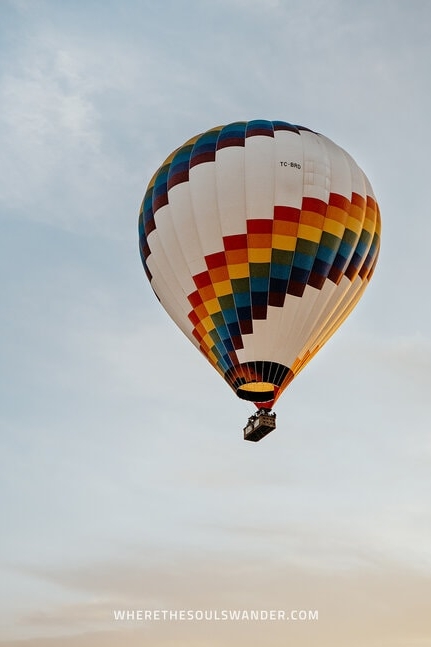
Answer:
3, 544, 431, 647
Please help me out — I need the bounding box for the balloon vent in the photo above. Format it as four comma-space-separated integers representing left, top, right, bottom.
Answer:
243, 409, 276, 442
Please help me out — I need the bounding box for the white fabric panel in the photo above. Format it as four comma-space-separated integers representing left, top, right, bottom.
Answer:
239, 315, 275, 360
300, 130, 330, 202
292, 279, 339, 358
215, 146, 247, 237
153, 284, 198, 348
246, 290, 317, 368
342, 147, 368, 198
244, 134, 275, 220
282, 284, 322, 361
269, 294, 304, 367
273, 129, 305, 207
153, 203, 196, 296
307, 275, 365, 356
322, 135, 353, 198
167, 181, 207, 278
363, 173, 377, 201
146, 232, 195, 343
189, 161, 224, 257
304, 275, 353, 351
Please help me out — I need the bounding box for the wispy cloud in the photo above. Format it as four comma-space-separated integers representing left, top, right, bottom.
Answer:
4, 547, 431, 646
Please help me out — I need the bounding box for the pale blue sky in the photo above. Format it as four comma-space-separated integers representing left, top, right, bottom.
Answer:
1, 1, 431, 645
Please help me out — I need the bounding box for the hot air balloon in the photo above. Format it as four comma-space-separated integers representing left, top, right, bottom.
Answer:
138, 120, 381, 441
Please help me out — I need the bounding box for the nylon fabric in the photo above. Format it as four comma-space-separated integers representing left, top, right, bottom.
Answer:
138, 120, 381, 406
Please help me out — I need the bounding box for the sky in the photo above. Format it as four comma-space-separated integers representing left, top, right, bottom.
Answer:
0, 0, 431, 645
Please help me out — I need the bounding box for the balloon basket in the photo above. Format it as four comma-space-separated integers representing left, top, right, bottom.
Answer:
243, 409, 276, 442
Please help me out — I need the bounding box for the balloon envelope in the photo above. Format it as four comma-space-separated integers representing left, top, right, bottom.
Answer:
139, 120, 381, 408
